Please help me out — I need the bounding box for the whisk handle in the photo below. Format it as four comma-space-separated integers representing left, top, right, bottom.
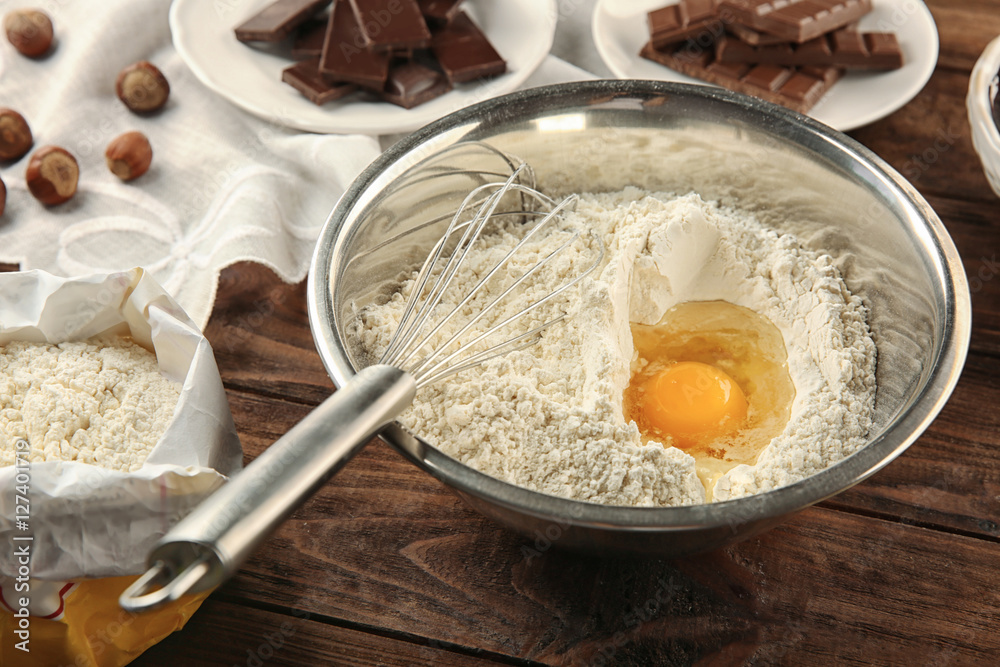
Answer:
120, 364, 416, 613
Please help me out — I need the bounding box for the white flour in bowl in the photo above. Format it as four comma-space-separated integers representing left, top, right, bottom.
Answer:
0, 338, 180, 472
355, 188, 877, 506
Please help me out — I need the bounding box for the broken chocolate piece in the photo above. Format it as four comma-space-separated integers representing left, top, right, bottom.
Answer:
640, 40, 843, 113
418, 0, 465, 23
719, 0, 873, 43
380, 60, 452, 108
347, 0, 431, 51
716, 29, 903, 69
282, 58, 358, 104
430, 12, 506, 83
319, 0, 391, 88
235, 0, 331, 43
648, 0, 724, 49
291, 18, 328, 59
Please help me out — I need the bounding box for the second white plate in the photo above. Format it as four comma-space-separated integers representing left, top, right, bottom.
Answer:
592, 0, 938, 132
170, 0, 557, 135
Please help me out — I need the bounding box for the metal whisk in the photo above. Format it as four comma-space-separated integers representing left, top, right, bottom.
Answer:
120, 163, 602, 612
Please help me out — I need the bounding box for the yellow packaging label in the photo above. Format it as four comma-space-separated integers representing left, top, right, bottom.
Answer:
1, 575, 210, 667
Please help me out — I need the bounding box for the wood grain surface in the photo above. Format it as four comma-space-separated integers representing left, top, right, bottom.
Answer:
119, 1, 1000, 664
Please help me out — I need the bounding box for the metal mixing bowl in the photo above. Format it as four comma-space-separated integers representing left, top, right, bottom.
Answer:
307, 80, 971, 556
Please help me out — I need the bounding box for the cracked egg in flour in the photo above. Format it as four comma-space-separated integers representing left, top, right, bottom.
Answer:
624, 299, 796, 499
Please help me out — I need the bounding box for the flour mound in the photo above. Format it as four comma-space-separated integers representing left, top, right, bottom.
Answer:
0, 338, 181, 472
356, 189, 877, 506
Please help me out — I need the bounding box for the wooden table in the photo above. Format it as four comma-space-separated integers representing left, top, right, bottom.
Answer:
133, 2, 1000, 664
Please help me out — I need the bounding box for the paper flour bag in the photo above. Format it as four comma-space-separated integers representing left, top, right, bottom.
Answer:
0, 268, 242, 666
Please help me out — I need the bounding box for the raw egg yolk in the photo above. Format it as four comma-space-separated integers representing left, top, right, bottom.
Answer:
642, 361, 748, 447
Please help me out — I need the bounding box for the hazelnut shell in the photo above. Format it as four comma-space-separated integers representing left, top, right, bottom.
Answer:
116, 61, 170, 113
105, 131, 153, 181
0, 176, 6, 217
3, 9, 53, 57
0, 108, 33, 162
26, 146, 79, 206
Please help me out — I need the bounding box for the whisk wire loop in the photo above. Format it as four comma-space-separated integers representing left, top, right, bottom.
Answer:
381, 168, 525, 364
377, 162, 604, 387
415, 226, 605, 386
416, 315, 567, 388
403, 194, 579, 376
410, 225, 582, 381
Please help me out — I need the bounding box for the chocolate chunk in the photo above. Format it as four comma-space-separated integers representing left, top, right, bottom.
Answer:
347, 0, 431, 51
647, 0, 724, 49
234, 0, 331, 43
418, 0, 465, 23
282, 58, 358, 104
380, 60, 452, 108
719, 0, 873, 43
430, 12, 506, 83
319, 0, 391, 88
640, 40, 843, 113
290, 18, 328, 58
716, 29, 903, 69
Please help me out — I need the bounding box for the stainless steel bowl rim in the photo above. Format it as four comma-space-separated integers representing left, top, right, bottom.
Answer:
307, 79, 972, 532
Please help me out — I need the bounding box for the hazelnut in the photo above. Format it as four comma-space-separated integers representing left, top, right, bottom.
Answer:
105, 131, 152, 181
3, 9, 53, 57
0, 108, 33, 161
0, 176, 6, 217
26, 146, 78, 205
116, 61, 170, 113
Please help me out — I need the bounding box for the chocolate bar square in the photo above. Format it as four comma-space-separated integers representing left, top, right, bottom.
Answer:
282, 58, 358, 104
641, 39, 843, 113
380, 60, 452, 108
648, 0, 724, 48
430, 12, 506, 83
726, 21, 795, 46
418, 0, 465, 23
719, 0, 873, 43
290, 18, 328, 59
319, 0, 391, 88
715, 29, 903, 70
235, 0, 331, 42
347, 0, 431, 51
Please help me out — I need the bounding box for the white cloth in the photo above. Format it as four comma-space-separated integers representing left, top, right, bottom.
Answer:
0, 0, 596, 329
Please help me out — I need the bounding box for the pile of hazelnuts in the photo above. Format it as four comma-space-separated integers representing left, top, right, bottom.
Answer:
0, 8, 172, 217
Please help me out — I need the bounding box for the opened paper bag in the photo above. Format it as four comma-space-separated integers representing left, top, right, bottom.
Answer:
0, 267, 242, 666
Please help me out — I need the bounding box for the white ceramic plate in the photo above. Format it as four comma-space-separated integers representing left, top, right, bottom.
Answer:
592, 0, 938, 132
169, 0, 557, 135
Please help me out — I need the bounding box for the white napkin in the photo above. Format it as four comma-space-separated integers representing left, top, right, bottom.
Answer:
0, 0, 595, 329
